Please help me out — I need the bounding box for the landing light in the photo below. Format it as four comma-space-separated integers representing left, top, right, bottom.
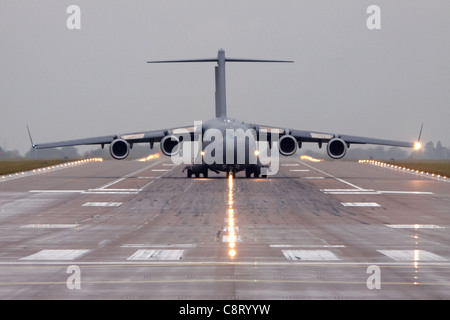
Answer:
300, 155, 323, 162
414, 142, 422, 150
138, 153, 161, 162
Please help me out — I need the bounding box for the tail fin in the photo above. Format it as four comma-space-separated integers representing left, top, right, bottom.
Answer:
147, 49, 293, 119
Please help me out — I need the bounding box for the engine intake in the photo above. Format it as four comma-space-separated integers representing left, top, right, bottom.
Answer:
160, 135, 181, 157
327, 138, 347, 159
110, 139, 130, 160
279, 135, 298, 156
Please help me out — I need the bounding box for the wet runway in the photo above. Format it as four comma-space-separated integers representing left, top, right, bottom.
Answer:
0, 156, 449, 299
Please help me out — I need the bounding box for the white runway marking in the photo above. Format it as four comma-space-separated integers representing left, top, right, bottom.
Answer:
121, 244, 197, 248
385, 224, 444, 229
304, 177, 325, 180
127, 249, 185, 261
271, 245, 346, 248
20, 224, 79, 229
290, 169, 310, 172
92, 162, 163, 192
222, 236, 242, 243
378, 191, 434, 195
378, 250, 446, 262
82, 191, 138, 195
341, 202, 381, 207
301, 161, 366, 190
29, 190, 83, 193
321, 189, 380, 195
82, 202, 123, 207
21, 250, 89, 261
283, 250, 341, 261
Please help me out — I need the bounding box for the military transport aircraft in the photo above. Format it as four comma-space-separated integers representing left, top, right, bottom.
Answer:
30, 49, 421, 178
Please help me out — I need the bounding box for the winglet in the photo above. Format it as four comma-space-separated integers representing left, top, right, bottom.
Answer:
26, 124, 36, 149
418, 123, 424, 142
414, 123, 424, 150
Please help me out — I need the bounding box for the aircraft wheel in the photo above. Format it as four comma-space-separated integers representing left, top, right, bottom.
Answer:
254, 166, 261, 178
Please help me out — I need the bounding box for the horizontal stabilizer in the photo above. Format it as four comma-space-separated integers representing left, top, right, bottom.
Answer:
147, 58, 293, 64
147, 49, 294, 119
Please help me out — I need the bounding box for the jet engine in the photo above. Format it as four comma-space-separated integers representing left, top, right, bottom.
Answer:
110, 139, 130, 160
327, 138, 347, 159
160, 135, 181, 157
279, 135, 298, 156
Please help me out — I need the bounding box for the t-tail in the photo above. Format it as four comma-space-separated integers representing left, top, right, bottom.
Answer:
147, 49, 293, 119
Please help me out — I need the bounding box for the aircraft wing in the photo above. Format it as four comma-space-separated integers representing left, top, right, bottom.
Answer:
33, 130, 167, 149
290, 129, 415, 148
255, 125, 414, 147
32, 124, 200, 150
253, 124, 417, 159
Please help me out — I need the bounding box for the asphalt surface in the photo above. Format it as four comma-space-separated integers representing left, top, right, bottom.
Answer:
0, 156, 449, 299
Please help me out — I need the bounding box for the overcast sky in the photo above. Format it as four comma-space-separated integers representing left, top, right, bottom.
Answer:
1, 0, 449, 155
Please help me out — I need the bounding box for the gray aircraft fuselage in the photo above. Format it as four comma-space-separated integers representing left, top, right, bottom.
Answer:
200, 117, 259, 174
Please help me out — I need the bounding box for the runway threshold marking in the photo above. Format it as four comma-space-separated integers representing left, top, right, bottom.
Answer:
271, 245, 346, 248
29, 190, 84, 193
20, 250, 90, 261
82, 202, 123, 207
385, 224, 444, 229
20, 224, 79, 229
378, 250, 446, 262
283, 250, 341, 261
127, 250, 185, 261
341, 202, 381, 207
121, 244, 197, 248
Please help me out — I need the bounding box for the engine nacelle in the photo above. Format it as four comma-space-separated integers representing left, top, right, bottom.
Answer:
279, 135, 298, 156
160, 135, 181, 157
327, 138, 347, 159
110, 139, 130, 160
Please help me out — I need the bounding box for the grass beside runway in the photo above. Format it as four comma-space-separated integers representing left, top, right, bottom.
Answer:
0, 159, 75, 175
387, 160, 450, 177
